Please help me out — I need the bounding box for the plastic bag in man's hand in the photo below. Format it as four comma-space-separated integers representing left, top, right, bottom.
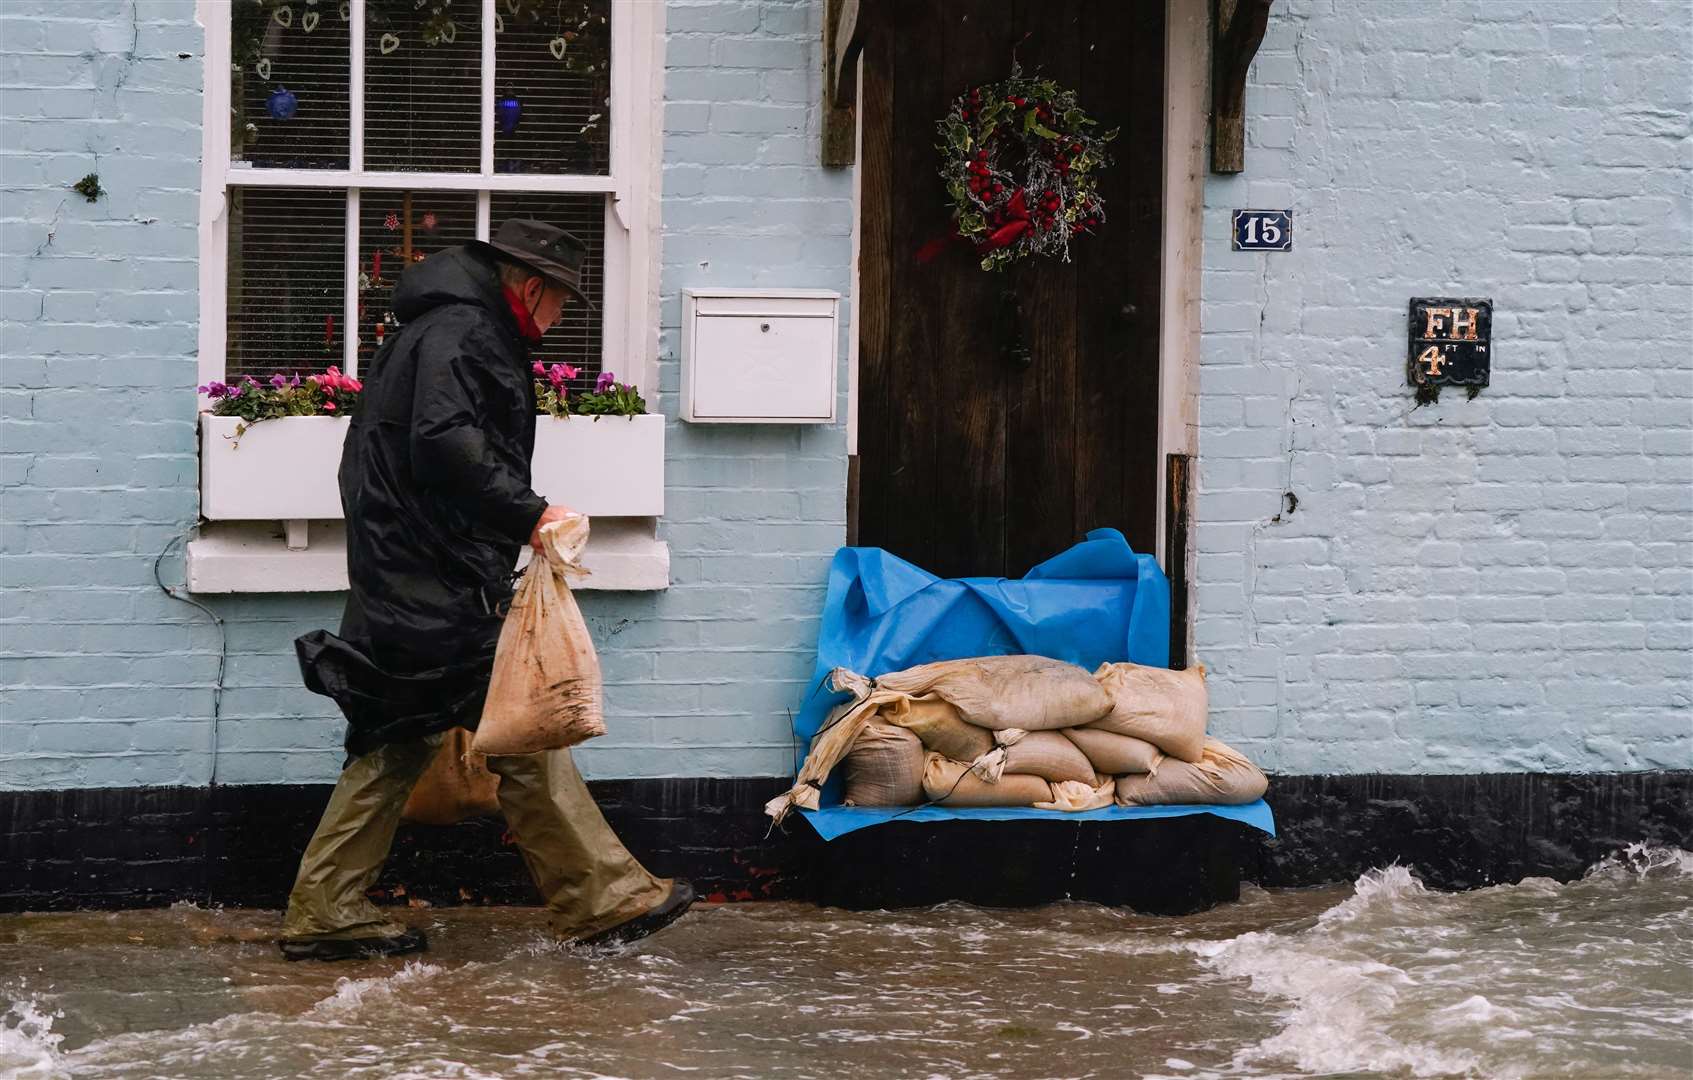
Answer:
471, 513, 606, 756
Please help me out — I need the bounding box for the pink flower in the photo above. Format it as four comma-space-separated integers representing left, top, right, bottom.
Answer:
384, 211, 400, 231
533, 361, 547, 377
322, 400, 337, 412
313, 366, 361, 393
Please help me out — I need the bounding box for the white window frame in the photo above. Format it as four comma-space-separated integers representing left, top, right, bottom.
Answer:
194, 0, 663, 397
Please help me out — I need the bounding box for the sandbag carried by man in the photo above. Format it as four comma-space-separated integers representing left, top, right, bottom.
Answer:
284, 219, 693, 961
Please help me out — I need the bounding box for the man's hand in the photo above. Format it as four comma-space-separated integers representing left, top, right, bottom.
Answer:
529, 504, 578, 554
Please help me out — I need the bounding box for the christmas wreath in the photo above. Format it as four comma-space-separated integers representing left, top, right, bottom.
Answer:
934, 65, 1118, 272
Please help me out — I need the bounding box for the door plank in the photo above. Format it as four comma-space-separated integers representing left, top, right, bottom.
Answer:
855, 14, 895, 552
1073, 0, 1165, 556
1004, 0, 1083, 577
930, 0, 1011, 579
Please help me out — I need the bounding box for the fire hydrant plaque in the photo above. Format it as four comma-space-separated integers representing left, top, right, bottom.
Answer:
1408, 297, 1492, 391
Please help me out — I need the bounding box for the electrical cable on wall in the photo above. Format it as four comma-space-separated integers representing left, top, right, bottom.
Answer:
153, 529, 227, 786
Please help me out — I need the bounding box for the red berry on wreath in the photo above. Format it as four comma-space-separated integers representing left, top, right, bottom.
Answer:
936, 67, 1116, 266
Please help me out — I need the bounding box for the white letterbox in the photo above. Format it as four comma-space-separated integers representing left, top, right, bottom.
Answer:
681, 288, 840, 424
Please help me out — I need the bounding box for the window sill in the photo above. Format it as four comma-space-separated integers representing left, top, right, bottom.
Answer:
186, 517, 670, 593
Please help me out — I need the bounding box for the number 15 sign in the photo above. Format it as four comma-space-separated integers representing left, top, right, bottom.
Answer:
1232, 209, 1292, 252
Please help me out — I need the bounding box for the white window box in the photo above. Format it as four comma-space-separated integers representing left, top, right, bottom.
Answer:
192, 413, 667, 592
199, 413, 665, 519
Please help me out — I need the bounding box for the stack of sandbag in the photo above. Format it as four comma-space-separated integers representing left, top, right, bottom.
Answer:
766, 654, 1114, 823
1085, 661, 1266, 808
767, 654, 1268, 823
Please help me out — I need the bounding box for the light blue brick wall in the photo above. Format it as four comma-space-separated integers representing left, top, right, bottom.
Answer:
1, 0, 848, 789
2, 0, 215, 788
4, 0, 1688, 790
1195, 0, 1693, 774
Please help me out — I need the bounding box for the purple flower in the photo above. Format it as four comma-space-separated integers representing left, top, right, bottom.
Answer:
197, 381, 231, 399
594, 370, 616, 394
270, 373, 288, 388
290, 373, 303, 387
228, 384, 245, 398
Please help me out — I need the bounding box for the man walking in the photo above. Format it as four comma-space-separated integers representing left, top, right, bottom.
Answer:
282, 219, 693, 961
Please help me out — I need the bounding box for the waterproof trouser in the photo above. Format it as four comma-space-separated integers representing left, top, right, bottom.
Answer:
280, 733, 671, 942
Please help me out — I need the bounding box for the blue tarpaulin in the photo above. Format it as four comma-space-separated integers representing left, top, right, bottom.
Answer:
790, 529, 1275, 839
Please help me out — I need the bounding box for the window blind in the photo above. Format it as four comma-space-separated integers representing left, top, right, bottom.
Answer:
225, 187, 347, 380
491, 192, 605, 383
219, 2, 621, 385
494, 0, 612, 175
231, 0, 352, 169
364, 0, 482, 172
356, 191, 479, 368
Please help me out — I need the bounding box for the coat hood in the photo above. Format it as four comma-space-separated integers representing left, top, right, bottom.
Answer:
391, 245, 517, 332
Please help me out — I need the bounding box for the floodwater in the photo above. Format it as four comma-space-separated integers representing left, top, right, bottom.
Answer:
3, 847, 1690, 1080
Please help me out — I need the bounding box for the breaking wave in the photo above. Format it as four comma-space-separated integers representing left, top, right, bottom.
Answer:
1194, 845, 1693, 1079
0, 995, 64, 1080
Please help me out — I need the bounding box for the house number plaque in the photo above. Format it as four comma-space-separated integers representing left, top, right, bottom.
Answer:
1232, 209, 1292, 251
1408, 297, 1491, 396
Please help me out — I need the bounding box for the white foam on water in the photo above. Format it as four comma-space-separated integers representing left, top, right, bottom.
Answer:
1196, 849, 1693, 1079
308, 958, 447, 1018
0, 997, 66, 1080
1199, 864, 1478, 1077
1584, 841, 1693, 880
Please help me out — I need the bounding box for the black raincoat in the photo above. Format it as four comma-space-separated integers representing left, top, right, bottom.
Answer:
296, 245, 547, 755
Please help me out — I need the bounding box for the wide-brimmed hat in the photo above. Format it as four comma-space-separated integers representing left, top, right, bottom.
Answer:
473, 218, 594, 310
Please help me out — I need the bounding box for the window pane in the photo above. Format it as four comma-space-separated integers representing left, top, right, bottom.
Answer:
365, 0, 481, 172
231, 0, 352, 169
226, 188, 347, 380
494, 0, 612, 175
490, 193, 605, 382
356, 191, 479, 369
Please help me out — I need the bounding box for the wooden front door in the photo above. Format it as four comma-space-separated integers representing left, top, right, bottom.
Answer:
854, 0, 1166, 579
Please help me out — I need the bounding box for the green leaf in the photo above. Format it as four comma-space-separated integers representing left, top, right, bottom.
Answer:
1029, 120, 1061, 139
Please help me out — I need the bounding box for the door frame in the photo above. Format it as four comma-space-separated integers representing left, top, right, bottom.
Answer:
846, 0, 1209, 573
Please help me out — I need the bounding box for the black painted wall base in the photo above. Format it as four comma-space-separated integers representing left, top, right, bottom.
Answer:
796, 814, 1246, 914
2, 771, 1688, 914
1247, 771, 1693, 891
